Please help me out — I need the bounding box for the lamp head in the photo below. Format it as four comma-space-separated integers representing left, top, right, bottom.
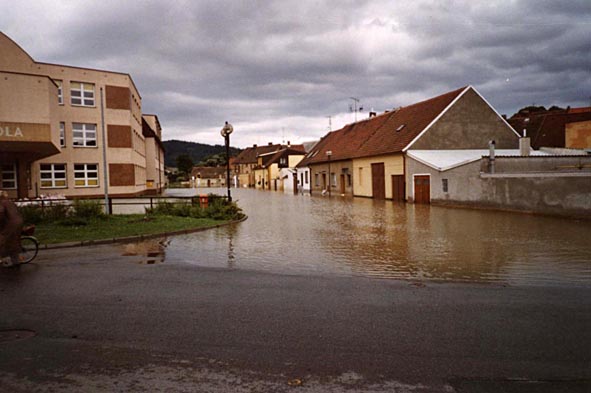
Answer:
221, 121, 234, 137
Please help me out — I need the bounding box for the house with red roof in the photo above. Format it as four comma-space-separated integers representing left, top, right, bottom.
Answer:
508, 107, 591, 150
298, 86, 519, 200
252, 146, 306, 191
233, 143, 287, 187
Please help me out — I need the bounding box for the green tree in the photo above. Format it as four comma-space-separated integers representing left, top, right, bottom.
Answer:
176, 154, 194, 174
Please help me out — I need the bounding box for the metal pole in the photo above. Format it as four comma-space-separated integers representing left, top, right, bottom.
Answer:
328, 155, 331, 197
100, 88, 109, 214
225, 133, 231, 202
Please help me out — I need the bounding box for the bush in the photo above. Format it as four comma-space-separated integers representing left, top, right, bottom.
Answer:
205, 194, 245, 220
72, 199, 104, 219
19, 205, 44, 225
146, 196, 244, 221
40, 203, 71, 223
19, 199, 104, 225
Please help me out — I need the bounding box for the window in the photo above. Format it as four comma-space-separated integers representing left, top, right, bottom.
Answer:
55, 80, 63, 105
1, 164, 17, 189
60, 122, 65, 147
74, 164, 98, 187
314, 173, 319, 186
300, 173, 303, 185
70, 82, 95, 106
358, 167, 363, 185
347, 174, 351, 187
40, 164, 67, 188
72, 123, 97, 147
442, 178, 449, 193
305, 171, 308, 184
331, 172, 337, 187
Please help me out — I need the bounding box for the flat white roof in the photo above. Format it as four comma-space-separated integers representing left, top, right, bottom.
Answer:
407, 149, 549, 172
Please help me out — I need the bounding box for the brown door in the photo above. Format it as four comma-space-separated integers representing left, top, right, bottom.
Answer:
391, 175, 405, 202
414, 175, 430, 204
293, 176, 298, 195
371, 163, 385, 199
340, 174, 345, 194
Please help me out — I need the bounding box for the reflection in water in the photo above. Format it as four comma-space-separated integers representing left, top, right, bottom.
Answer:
163, 188, 591, 286
226, 224, 236, 269
122, 239, 169, 265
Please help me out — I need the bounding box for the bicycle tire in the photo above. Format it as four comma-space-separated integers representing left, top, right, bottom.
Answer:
19, 236, 39, 264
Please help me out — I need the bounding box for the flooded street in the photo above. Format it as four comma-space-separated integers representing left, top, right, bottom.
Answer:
162, 188, 591, 286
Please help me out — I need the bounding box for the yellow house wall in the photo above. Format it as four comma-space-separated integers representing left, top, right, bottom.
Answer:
269, 164, 279, 189
288, 155, 304, 167
352, 154, 404, 198
253, 168, 269, 189
565, 120, 591, 149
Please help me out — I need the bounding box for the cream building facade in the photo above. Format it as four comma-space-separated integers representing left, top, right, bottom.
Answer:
0, 32, 164, 199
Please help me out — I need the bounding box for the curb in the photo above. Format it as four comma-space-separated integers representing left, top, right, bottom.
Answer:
41, 215, 248, 250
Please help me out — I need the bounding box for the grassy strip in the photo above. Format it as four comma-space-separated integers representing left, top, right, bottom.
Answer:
34, 215, 224, 245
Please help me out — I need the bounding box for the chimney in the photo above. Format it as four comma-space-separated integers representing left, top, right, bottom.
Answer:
268, 142, 272, 146
253, 144, 257, 148
287, 140, 291, 147
369, 111, 377, 118
488, 140, 496, 174
519, 129, 531, 156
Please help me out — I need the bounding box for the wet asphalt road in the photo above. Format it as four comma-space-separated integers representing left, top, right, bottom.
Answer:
0, 242, 590, 392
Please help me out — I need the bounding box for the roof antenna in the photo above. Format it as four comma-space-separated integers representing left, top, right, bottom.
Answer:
349, 97, 363, 122
327, 116, 332, 131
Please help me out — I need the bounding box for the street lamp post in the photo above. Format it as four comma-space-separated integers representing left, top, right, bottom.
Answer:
221, 121, 233, 202
326, 150, 332, 197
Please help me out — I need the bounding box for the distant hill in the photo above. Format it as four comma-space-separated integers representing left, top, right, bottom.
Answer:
163, 140, 242, 168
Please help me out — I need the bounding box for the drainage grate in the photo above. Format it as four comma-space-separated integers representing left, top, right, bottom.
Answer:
0, 329, 36, 343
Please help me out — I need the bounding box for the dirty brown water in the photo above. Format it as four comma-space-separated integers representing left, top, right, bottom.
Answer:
139, 188, 591, 286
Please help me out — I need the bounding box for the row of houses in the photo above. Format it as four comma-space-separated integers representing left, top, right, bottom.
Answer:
234, 86, 591, 218
0, 32, 165, 200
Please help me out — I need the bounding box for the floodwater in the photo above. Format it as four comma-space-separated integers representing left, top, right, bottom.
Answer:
155, 188, 591, 286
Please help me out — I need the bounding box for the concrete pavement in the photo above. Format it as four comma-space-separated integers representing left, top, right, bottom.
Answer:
0, 242, 590, 392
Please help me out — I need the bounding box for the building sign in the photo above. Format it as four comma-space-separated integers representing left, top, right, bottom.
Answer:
0, 126, 24, 137
0, 122, 52, 142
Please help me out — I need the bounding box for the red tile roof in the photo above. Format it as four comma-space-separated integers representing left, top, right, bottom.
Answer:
234, 144, 305, 164
191, 166, 226, 178
298, 86, 467, 166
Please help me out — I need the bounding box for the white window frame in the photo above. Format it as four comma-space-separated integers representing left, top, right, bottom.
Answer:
1, 164, 17, 189
72, 123, 97, 147
60, 122, 65, 147
70, 81, 95, 107
74, 164, 99, 188
40, 164, 67, 189
55, 80, 63, 105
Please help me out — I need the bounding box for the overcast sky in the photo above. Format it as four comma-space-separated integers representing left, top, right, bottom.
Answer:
2, 0, 590, 148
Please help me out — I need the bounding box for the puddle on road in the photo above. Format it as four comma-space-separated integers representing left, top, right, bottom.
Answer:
121, 239, 170, 265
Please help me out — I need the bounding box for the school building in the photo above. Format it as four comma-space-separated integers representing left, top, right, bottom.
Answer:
0, 32, 165, 199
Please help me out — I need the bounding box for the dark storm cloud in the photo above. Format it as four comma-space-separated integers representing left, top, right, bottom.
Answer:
1, 0, 590, 146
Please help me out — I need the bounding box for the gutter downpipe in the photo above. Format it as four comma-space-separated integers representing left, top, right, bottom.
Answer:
100, 87, 110, 214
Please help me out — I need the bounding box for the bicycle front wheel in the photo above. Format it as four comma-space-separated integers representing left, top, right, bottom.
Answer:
19, 236, 39, 264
